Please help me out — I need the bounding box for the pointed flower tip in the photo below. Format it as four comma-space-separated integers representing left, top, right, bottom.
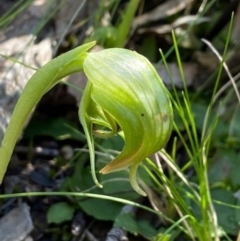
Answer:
99, 167, 108, 174
100, 164, 119, 174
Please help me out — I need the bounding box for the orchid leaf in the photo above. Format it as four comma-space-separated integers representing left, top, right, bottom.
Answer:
0, 41, 96, 182
80, 48, 173, 195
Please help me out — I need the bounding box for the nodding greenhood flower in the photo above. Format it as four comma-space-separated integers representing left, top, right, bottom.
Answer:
0, 42, 172, 196
80, 48, 173, 196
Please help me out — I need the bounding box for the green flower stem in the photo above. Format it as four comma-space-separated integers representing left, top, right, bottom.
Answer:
0, 191, 173, 224
0, 42, 95, 183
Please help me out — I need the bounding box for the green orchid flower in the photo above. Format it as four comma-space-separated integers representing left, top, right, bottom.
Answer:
80, 48, 173, 196
0, 42, 173, 196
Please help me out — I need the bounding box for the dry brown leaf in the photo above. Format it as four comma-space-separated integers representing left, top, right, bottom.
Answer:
138, 15, 209, 35
133, 0, 194, 27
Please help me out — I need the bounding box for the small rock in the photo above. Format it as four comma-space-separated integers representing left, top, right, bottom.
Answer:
0, 203, 34, 241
